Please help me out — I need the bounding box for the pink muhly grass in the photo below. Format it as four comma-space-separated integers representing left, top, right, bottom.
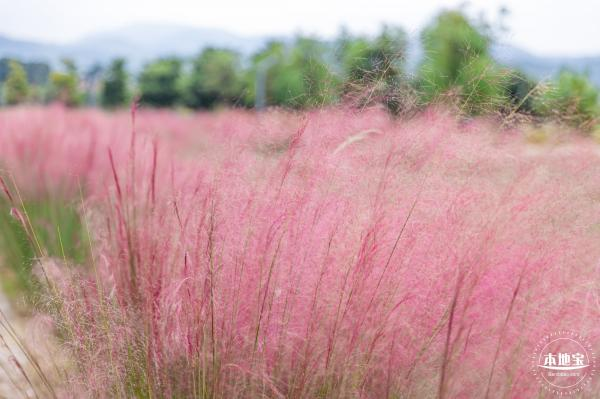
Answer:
0, 106, 599, 397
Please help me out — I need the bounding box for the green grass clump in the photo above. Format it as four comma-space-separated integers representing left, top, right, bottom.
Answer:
0, 196, 88, 304
533, 71, 600, 131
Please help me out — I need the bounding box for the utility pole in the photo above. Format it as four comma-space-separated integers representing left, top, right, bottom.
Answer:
255, 56, 276, 110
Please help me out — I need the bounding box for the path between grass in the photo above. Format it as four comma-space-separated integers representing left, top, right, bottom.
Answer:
0, 289, 37, 399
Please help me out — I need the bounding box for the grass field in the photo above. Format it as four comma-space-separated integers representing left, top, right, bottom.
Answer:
0, 105, 599, 398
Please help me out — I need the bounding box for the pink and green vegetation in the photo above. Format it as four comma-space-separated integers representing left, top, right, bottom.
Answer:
0, 104, 600, 398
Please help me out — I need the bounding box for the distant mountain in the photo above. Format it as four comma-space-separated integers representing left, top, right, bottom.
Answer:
68, 24, 268, 68
492, 43, 600, 85
0, 24, 268, 71
0, 24, 599, 86
0, 35, 61, 63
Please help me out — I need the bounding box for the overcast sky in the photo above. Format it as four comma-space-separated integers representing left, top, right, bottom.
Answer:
1, 0, 598, 57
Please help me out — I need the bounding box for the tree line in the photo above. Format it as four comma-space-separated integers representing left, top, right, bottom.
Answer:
1, 10, 599, 131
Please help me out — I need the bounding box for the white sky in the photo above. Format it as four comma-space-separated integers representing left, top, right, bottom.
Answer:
1, 0, 599, 57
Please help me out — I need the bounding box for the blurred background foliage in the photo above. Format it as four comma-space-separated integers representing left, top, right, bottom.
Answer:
48, 59, 84, 106
4, 60, 29, 105
182, 48, 243, 109
0, 9, 598, 130
533, 71, 600, 131
417, 11, 510, 115
243, 38, 340, 108
138, 58, 182, 107
101, 58, 130, 108
337, 26, 409, 113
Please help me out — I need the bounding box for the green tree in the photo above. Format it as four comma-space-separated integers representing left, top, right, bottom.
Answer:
49, 59, 83, 106
246, 38, 339, 108
534, 71, 599, 130
138, 58, 182, 107
337, 26, 408, 112
339, 27, 405, 86
182, 48, 242, 109
418, 10, 508, 114
4, 60, 29, 105
505, 71, 538, 114
246, 41, 297, 107
288, 37, 340, 107
101, 58, 129, 108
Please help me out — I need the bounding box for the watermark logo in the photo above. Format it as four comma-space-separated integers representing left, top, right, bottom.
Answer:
531, 330, 596, 395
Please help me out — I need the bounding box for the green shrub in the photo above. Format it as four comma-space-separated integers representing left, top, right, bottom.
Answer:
533, 71, 599, 130
418, 10, 509, 115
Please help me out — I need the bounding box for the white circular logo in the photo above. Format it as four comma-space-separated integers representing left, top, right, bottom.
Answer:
531, 330, 596, 395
